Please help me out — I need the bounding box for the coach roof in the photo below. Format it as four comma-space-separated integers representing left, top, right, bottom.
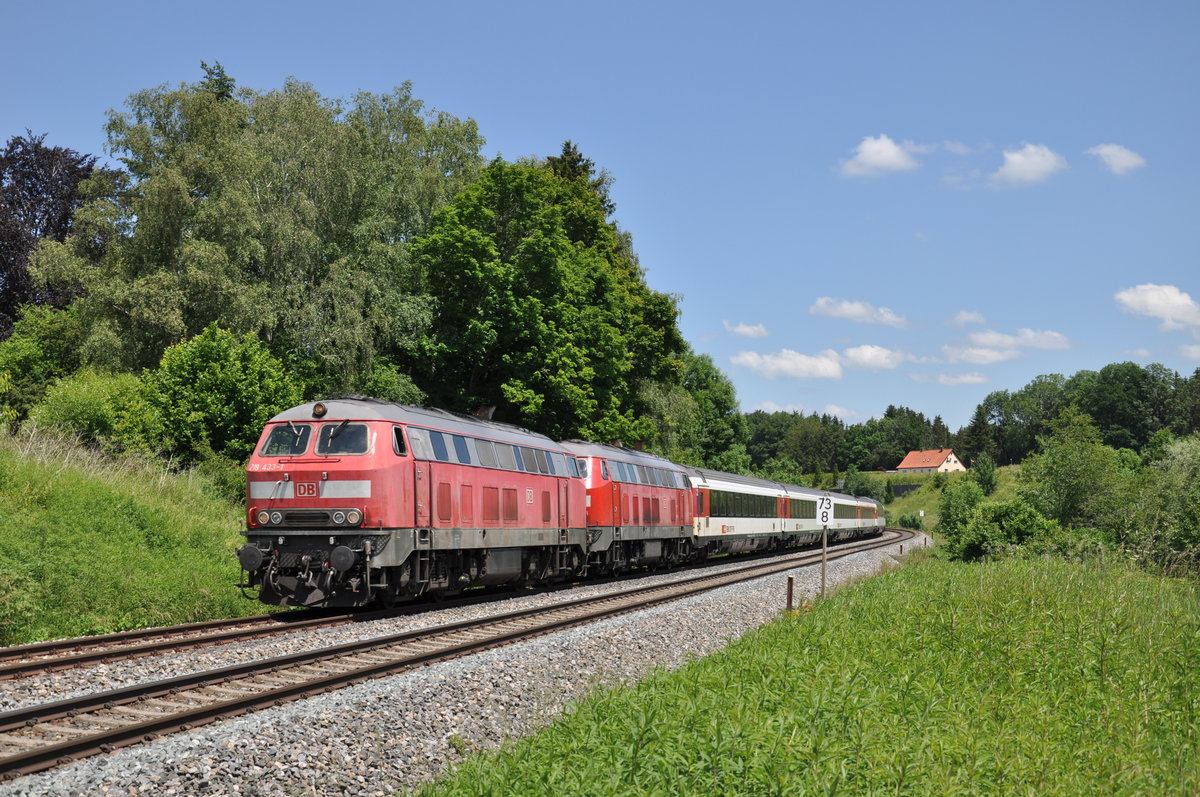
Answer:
267, 398, 563, 449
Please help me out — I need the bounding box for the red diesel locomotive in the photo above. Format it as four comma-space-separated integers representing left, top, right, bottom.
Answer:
238, 398, 587, 606
237, 398, 884, 607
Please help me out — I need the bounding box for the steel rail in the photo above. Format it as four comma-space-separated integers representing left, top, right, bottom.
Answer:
0, 533, 884, 680
0, 529, 913, 781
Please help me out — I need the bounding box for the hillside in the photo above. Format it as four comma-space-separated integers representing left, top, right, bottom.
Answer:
0, 427, 263, 645
869, 466, 1021, 533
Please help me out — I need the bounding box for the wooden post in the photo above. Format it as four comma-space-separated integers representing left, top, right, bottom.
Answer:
820, 525, 828, 599
786, 575, 794, 611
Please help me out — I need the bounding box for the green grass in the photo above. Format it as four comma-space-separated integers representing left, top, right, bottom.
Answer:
418, 556, 1200, 796
0, 426, 264, 645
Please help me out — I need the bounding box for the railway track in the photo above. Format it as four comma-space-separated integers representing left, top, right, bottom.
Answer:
0, 529, 913, 781
0, 534, 883, 681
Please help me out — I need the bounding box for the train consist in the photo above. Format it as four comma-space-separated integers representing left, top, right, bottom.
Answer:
236, 398, 884, 607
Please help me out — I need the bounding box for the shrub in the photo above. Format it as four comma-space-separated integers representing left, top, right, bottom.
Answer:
970, 452, 998, 496
142, 324, 301, 465
27, 370, 146, 448
949, 497, 1061, 560
897, 512, 922, 531
938, 479, 983, 535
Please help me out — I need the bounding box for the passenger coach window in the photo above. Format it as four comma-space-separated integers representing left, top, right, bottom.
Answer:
260, 423, 312, 456
316, 422, 368, 455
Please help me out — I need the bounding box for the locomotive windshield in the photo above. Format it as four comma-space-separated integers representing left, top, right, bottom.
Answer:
316, 422, 369, 455
260, 422, 312, 456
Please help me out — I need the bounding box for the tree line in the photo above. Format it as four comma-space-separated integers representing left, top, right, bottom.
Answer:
0, 64, 742, 481
3, 64, 1199, 514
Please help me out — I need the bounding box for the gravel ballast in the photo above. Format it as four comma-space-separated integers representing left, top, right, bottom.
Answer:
2, 534, 927, 796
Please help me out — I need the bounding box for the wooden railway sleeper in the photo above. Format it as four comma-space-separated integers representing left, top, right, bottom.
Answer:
31, 723, 94, 738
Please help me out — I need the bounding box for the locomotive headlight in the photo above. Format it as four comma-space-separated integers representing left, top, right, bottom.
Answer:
332, 511, 347, 525
270, 511, 283, 525
346, 509, 363, 526
256, 510, 270, 525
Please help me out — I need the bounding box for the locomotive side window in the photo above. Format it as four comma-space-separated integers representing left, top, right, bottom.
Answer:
549, 452, 568, 476
406, 427, 431, 459
575, 458, 588, 478
519, 447, 539, 473
392, 426, 407, 456
429, 431, 450, 461
452, 435, 472, 464
316, 422, 368, 455
476, 439, 497, 467
567, 457, 581, 478
260, 423, 312, 456
496, 444, 518, 471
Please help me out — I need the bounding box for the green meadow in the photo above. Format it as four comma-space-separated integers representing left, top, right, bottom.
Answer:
420, 556, 1200, 796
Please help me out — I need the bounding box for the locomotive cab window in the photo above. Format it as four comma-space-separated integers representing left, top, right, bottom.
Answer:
392, 426, 407, 456
316, 422, 369, 455
260, 423, 312, 456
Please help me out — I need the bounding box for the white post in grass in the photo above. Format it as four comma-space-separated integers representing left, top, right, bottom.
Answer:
820, 525, 828, 599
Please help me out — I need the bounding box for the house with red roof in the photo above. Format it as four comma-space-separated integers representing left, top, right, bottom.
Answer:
895, 448, 966, 473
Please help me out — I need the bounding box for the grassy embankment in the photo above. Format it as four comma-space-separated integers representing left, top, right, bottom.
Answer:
0, 428, 264, 646
867, 465, 1021, 533
419, 556, 1200, 795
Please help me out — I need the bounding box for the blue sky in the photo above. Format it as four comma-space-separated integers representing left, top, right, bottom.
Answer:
5, 1, 1197, 429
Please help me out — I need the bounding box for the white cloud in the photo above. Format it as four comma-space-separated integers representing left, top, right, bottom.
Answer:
943, 140, 973, 155
968, 328, 1071, 350
942, 345, 1022, 365
842, 344, 913, 371
731, 349, 843, 380
758, 400, 808, 413
937, 372, 989, 386
1086, 144, 1146, 176
840, 134, 919, 177
991, 143, 1068, 184
822, 404, 862, 421
1182, 345, 1200, 360
1114, 284, 1200, 331
950, 310, 986, 327
1129, 348, 1153, 359
723, 320, 768, 339
810, 297, 908, 328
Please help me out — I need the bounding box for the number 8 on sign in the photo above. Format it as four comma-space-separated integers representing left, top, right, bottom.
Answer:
819, 496, 832, 525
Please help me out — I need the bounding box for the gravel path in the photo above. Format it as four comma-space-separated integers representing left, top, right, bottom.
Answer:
1, 533, 927, 796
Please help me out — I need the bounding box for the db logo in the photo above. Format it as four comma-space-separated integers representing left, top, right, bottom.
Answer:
296, 483, 318, 498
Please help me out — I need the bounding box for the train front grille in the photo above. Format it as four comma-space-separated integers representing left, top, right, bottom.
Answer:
284, 510, 330, 526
